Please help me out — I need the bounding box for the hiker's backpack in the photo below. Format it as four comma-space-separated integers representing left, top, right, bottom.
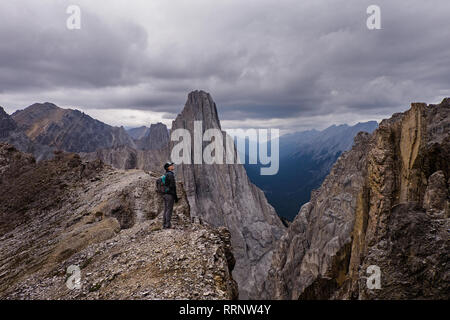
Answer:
156, 174, 168, 194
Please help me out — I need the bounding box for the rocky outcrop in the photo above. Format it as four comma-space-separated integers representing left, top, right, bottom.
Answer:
170, 90, 285, 299
261, 98, 449, 300
0, 143, 238, 300
135, 122, 170, 150
11, 103, 136, 153
0, 106, 53, 161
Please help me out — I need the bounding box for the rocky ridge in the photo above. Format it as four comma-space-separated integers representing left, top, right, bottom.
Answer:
0, 143, 238, 300
11, 103, 136, 153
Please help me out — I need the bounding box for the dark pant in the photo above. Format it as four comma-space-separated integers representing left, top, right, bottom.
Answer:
163, 194, 175, 228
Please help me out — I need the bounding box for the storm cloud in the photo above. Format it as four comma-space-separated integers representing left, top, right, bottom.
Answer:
0, 0, 449, 131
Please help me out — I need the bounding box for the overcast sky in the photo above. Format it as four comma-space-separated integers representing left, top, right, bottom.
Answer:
0, 0, 449, 133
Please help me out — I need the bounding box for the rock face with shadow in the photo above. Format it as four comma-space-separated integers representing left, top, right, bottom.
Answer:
170, 90, 285, 299
0, 106, 53, 161
260, 98, 450, 300
0, 143, 238, 300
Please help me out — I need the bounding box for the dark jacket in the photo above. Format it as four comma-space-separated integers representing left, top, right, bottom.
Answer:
164, 170, 177, 197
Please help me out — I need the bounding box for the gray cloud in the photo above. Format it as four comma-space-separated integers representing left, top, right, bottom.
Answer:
0, 0, 449, 132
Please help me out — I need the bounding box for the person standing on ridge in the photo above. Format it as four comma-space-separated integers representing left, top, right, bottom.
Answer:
162, 162, 179, 229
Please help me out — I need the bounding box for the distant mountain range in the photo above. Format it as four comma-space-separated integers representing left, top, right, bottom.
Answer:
245, 121, 378, 221
0, 103, 171, 171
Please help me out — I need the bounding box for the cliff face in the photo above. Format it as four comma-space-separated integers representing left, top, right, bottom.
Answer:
170, 90, 285, 299
261, 99, 449, 299
0, 143, 238, 300
11, 103, 136, 153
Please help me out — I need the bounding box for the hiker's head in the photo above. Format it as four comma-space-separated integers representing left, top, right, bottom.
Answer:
164, 162, 174, 171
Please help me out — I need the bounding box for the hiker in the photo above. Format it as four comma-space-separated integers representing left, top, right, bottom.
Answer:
161, 161, 179, 229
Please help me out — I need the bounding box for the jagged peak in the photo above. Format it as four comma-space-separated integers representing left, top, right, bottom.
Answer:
176, 90, 221, 130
